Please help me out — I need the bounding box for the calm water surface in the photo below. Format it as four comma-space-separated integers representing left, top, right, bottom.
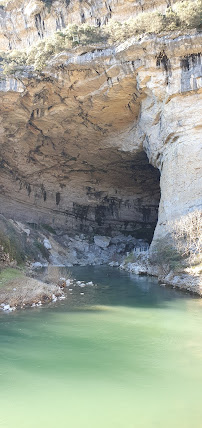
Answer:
1, 266, 202, 428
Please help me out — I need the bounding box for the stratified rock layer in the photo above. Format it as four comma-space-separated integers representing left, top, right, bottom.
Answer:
0, 10, 201, 243
0, 53, 160, 238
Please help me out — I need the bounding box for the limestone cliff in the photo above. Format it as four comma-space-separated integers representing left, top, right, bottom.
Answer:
0, 0, 201, 262
0, 0, 178, 50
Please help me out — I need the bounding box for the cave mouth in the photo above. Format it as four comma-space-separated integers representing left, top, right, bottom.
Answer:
0, 148, 160, 246
53, 149, 161, 245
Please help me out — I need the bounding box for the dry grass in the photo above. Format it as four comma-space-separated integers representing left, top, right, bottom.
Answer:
0, 274, 62, 307
0, 267, 24, 285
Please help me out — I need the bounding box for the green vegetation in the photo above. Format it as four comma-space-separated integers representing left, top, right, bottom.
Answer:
107, 0, 202, 43
1, 24, 107, 73
41, 224, 56, 234
41, 0, 53, 10
0, 228, 26, 265
0, 267, 24, 286
0, 215, 43, 265
0, 215, 54, 265
41, 0, 70, 9
27, 222, 56, 234
150, 238, 185, 273
124, 252, 136, 264
150, 209, 202, 274
0, 0, 201, 74
34, 240, 50, 260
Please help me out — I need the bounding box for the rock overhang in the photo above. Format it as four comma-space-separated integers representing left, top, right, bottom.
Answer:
0, 32, 201, 242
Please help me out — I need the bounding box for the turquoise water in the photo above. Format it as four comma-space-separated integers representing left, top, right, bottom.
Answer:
1, 266, 202, 428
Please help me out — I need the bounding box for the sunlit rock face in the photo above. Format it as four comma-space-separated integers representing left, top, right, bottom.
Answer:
0, 15, 201, 242
0, 0, 175, 50
0, 41, 160, 240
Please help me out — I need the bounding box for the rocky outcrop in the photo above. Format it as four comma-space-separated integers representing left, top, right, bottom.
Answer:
0, 214, 143, 266
0, 30, 201, 245
0, 0, 201, 299
119, 253, 202, 295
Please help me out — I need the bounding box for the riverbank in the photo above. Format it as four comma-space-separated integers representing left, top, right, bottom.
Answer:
0, 265, 98, 311
0, 268, 66, 311
117, 255, 202, 296
0, 254, 201, 313
1, 214, 201, 298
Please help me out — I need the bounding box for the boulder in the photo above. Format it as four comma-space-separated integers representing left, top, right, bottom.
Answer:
94, 235, 111, 249
43, 239, 52, 250
32, 262, 43, 269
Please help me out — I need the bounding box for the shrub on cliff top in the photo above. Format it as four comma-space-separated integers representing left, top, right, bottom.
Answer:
0, 0, 201, 73
175, 0, 202, 29
1, 23, 107, 72
106, 0, 202, 43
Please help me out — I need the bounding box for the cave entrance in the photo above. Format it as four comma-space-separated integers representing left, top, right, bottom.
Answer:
0, 147, 161, 247
67, 149, 161, 244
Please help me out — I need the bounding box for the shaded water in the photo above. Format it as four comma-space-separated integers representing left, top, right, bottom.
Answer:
1, 266, 202, 428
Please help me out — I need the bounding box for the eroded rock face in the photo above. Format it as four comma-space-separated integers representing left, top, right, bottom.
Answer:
0, 29, 201, 243
0, 35, 161, 240
0, 0, 175, 50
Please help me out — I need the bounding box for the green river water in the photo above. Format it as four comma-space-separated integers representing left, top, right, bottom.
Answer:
1, 266, 202, 428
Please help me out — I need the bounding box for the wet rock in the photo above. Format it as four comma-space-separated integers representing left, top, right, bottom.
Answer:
109, 261, 119, 267
126, 262, 148, 275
